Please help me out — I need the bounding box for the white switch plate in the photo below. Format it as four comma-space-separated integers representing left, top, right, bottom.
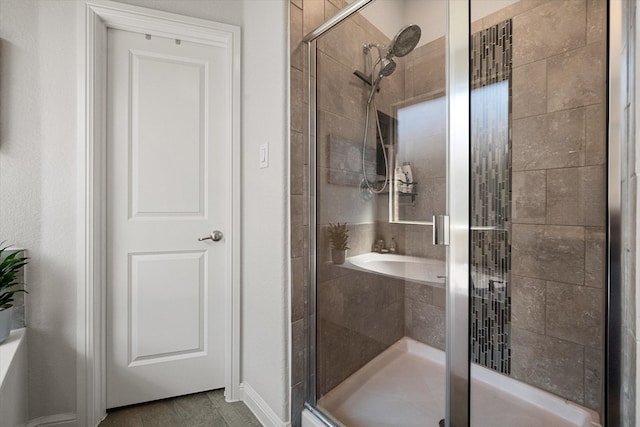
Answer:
259, 143, 269, 169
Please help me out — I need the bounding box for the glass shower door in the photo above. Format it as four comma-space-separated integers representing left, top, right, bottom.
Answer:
301, 0, 609, 425
302, 0, 472, 426
445, 0, 471, 426
467, 1, 607, 426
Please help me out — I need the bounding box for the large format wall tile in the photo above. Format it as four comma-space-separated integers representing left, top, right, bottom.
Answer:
317, 278, 344, 324
512, 224, 585, 285
291, 224, 307, 259
302, 0, 324, 36
291, 3, 304, 71
291, 67, 307, 134
512, 108, 585, 171
511, 275, 546, 334
586, 104, 606, 165
512, 170, 546, 224
292, 319, 306, 386
317, 270, 404, 396
585, 227, 606, 288
586, 0, 606, 44
546, 166, 605, 226
317, 11, 374, 71
584, 345, 603, 410
292, 257, 306, 322
412, 38, 446, 96
405, 299, 445, 350
318, 319, 387, 394
547, 41, 605, 112
512, 60, 546, 119
405, 281, 434, 305
579, 165, 606, 226
511, 327, 585, 404
317, 110, 370, 169
317, 52, 367, 123
479, 0, 549, 31
291, 131, 306, 195
546, 168, 580, 225
400, 224, 445, 260
512, 0, 586, 66
545, 280, 602, 347
508, 2, 606, 411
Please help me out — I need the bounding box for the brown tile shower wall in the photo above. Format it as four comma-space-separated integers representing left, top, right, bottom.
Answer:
386, 35, 449, 350
315, 0, 408, 399
317, 224, 404, 396
397, 37, 447, 224
289, 1, 307, 425
291, 1, 607, 425
487, 0, 606, 411
289, 0, 406, 424
375, 221, 447, 350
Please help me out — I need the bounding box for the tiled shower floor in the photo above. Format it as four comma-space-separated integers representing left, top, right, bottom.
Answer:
317, 338, 600, 427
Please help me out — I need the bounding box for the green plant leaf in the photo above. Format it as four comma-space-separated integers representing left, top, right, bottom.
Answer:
0, 244, 29, 306
327, 222, 350, 251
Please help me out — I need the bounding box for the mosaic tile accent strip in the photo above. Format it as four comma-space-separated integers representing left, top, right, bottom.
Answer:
471, 20, 512, 89
470, 20, 512, 374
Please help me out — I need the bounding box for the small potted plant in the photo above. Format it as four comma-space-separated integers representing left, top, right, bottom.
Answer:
327, 223, 350, 265
0, 244, 28, 344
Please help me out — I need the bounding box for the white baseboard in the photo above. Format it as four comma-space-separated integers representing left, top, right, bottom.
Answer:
28, 413, 77, 427
240, 382, 290, 427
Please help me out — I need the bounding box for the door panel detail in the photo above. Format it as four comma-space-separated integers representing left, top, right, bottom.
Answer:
130, 51, 207, 218
106, 28, 228, 409
128, 251, 206, 365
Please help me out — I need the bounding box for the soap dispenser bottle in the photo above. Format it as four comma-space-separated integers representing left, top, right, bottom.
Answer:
402, 162, 414, 193
402, 162, 413, 182
395, 166, 407, 184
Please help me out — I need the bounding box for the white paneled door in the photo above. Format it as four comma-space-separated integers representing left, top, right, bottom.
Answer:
106, 28, 228, 408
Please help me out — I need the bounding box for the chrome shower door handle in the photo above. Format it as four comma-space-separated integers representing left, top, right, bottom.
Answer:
198, 230, 223, 242
432, 215, 450, 246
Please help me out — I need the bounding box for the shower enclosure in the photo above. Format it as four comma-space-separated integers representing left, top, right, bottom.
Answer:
296, 0, 611, 426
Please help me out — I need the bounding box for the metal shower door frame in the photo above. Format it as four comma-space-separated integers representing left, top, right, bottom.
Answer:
302, 1, 471, 426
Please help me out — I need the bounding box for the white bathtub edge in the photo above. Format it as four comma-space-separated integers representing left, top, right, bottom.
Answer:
341, 253, 446, 287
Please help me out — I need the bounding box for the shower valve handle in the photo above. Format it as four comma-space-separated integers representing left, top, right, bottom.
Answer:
198, 230, 223, 242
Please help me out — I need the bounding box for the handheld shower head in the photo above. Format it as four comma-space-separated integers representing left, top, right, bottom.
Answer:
360, 24, 421, 104
379, 56, 396, 77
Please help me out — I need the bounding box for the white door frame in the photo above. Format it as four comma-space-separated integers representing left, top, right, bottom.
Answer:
76, 1, 241, 425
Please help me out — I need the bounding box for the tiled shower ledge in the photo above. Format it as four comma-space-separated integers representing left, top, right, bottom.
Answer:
316, 337, 600, 427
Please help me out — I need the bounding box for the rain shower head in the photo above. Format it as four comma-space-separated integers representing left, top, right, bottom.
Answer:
389, 24, 421, 58
356, 24, 422, 100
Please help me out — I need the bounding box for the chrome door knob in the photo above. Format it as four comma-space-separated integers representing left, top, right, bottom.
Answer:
198, 230, 223, 242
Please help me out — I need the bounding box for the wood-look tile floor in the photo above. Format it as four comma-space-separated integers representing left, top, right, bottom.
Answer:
99, 389, 262, 427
